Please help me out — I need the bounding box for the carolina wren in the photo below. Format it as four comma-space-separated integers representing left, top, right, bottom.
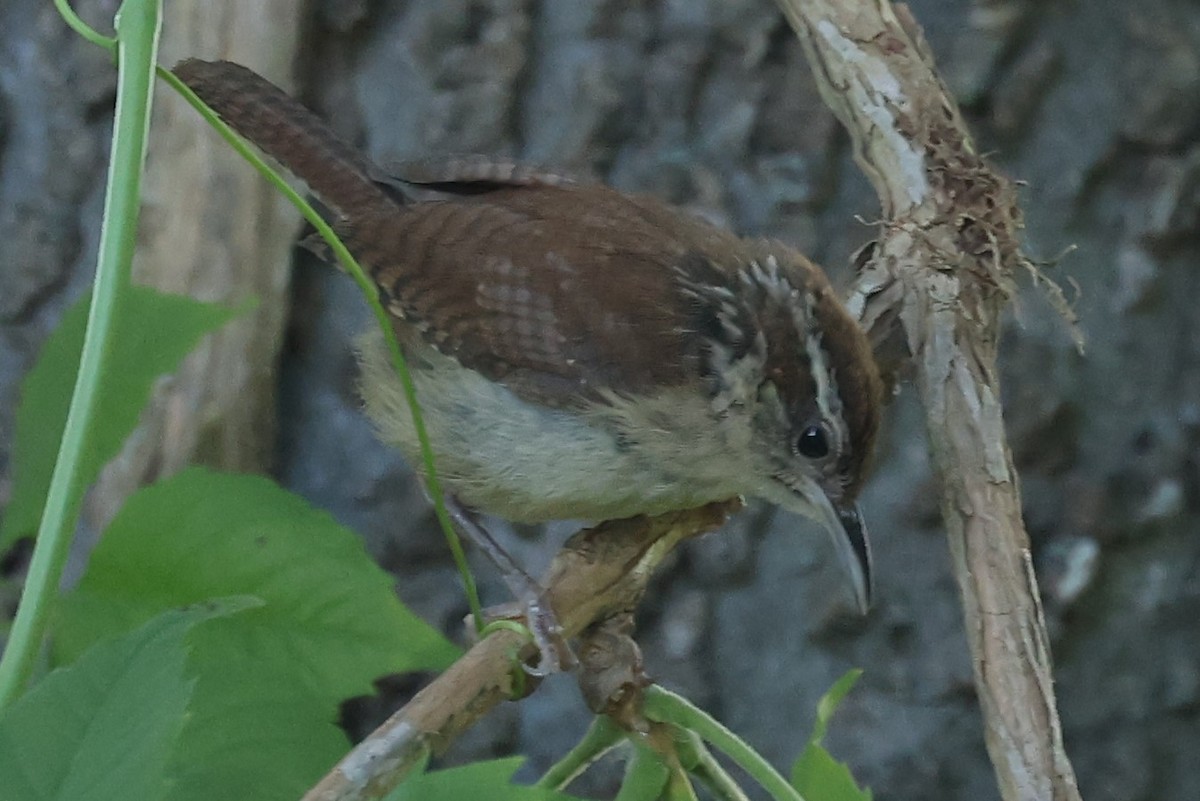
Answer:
174, 60, 884, 613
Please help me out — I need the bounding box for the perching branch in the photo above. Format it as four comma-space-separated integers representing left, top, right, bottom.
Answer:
775, 2, 1082, 800
303, 501, 740, 801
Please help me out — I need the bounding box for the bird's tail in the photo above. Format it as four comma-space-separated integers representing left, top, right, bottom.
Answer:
173, 59, 391, 219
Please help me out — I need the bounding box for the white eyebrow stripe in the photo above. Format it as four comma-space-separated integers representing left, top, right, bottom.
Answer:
800, 292, 848, 459
733, 255, 852, 467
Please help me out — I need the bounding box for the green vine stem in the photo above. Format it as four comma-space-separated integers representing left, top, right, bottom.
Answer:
536, 715, 625, 791
614, 744, 670, 801
53, 0, 117, 50
0, 0, 159, 708
664, 758, 701, 801
644, 685, 806, 801
674, 727, 752, 801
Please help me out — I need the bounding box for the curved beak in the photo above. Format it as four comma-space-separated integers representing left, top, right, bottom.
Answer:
822, 499, 873, 614
771, 478, 874, 614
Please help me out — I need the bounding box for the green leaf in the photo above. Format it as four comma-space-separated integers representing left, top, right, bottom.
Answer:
790, 670, 871, 801
0, 286, 246, 552
811, 670, 861, 747
55, 467, 460, 801
389, 757, 584, 801
791, 749, 870, 801
0, 602, 246, 801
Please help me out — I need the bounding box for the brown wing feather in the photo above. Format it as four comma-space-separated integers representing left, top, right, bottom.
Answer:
375, 156, 579, 191
168, 60, 782, 409
346, 181, 751, 406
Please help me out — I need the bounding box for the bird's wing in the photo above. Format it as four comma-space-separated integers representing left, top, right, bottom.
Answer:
341, 177, 752, 407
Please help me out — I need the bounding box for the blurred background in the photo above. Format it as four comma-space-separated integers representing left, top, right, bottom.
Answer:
1, 0, 1198, 798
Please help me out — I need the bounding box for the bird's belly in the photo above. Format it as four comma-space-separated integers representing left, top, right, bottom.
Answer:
356, 331, 737, 522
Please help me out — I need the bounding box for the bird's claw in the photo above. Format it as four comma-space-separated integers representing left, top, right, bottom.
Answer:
480, 594, 576, 676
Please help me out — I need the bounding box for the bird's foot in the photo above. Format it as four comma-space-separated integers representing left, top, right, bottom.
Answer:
478, 592, 576, 676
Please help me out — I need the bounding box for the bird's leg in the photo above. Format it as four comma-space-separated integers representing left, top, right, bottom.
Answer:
437, 493, 576, 675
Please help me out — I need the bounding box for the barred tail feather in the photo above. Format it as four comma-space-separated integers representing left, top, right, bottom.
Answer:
173, 59, 391, 219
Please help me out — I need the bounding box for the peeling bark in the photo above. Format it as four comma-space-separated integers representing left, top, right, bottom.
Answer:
776, 2, 1081, 800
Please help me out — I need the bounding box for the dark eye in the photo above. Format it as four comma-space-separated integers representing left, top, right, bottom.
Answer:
795, 425, 830, 459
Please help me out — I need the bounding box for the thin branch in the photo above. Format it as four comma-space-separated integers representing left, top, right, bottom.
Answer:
303, 501, 741, 801
775, 2, 1081, 800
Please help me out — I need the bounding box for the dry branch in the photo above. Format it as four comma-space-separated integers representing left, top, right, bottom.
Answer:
775, 2, 1082, 800
303, 501, 740, 801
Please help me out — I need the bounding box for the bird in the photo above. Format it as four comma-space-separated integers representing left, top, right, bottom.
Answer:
173, 58, 884, 671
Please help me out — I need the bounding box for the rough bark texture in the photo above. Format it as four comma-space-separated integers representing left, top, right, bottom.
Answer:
780, 2, 1079, 799
3, 1, 1199, 800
